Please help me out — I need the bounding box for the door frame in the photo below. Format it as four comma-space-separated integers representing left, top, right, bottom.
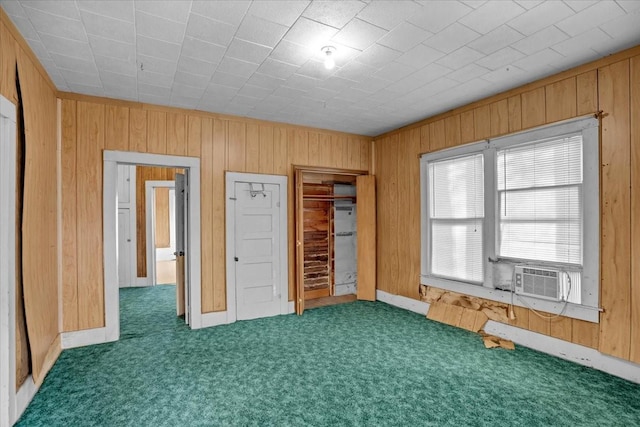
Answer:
293, 165, 368, 315
145, 180, 176, 287
104, 150, 202, 339
225, 172, 288, 323
0, 95, 18, 426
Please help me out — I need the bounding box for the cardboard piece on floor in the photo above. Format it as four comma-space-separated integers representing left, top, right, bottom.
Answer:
480, 332, 515, 350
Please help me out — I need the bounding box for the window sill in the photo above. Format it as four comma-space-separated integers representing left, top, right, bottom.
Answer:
421, 275, 600, 323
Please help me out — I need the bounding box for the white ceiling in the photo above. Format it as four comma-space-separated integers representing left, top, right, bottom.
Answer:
2, 1, 639, 136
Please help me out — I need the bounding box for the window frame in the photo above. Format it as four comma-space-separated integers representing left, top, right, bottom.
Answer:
420, 116, 600, 323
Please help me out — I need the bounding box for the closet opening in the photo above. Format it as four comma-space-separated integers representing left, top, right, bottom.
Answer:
294, 167, 376, 314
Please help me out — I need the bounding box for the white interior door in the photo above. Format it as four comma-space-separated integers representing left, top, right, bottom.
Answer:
234, 181, 281, 320
175, 173, 189, 323
117, 208, 131, 288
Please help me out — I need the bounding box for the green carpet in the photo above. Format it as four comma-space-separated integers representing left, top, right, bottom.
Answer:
119, 284, 186, 339
16, 298, 640, 426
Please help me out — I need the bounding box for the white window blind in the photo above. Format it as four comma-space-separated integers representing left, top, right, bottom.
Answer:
497, 135, 583, 265
428, 153, 484, 282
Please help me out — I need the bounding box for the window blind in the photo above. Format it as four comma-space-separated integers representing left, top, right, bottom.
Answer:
428, 153, 484, 282
497, 135, 583, 265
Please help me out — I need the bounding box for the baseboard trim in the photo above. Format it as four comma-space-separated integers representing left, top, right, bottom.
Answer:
288, 301, 295, 314
377, 290, 640, 385
61, 327, 108, 349
200, 311, 229, 328
15, 376, 36, 423
484, 321, 640, 384
376, 290, 430, 315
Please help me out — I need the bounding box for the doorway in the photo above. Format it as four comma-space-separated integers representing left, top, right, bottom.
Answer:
103, 151, 202, 343
144, 179, 177, 287
295, 167, 376, 315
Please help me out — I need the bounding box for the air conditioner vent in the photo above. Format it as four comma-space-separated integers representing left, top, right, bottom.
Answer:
514, 265, 561, 301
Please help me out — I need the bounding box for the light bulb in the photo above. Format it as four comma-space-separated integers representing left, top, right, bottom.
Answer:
321, 46, 336, 70
324, 55, 335, 70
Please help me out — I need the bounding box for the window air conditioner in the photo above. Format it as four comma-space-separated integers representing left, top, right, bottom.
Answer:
514, 265, 562, 301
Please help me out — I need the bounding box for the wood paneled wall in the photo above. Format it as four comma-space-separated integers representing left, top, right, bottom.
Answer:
135, 166, 177, 278
1, 8, 60, 386
374, 46, 640, 362
60, 96, 371, 331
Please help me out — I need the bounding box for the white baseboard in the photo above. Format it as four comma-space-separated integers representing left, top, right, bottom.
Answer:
485, 321, 640, 384
288, 301, 294, 314
200, 311, 229, 328
376, 290, 430, 315
377, 290, 640, 385
61, 327, 108, 349
136, 277, 149, 287
15, 376, 36, 423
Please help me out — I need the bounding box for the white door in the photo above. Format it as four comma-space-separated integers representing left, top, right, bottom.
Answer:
117, 208, 131, 288
234, 182, 281, 320
175, 173, 189, 324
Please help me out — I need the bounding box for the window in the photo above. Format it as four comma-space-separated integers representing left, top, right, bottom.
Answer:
421, 117, 599, 322
428, 153, 484, 283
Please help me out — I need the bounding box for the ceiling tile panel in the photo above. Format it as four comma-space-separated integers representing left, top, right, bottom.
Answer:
377, 22, 432, 52
138, 83, 171, 97
137, 35, 181, 62
216, 57, 260, 78
550, 27, 611, 57
60, 68, 102, 86
467, 25, 525, 55
331, 17, 387, 50
507, 1, 574, 36
458, 0, 525, 34
448, 63, 491, 83
177, 55, 217, 77
295, 60, 333, 80
563, 1, 599, 13
302, 0, 365, 29
475, 46, 525, 70
50, 52, 98, 75
408, 1, 473, 33
23, 1, 81, 20
24, 7, 87, 42
556, 1, 625, 37
238, 84, 273, 99
185, 13, 236, 46
246, 0, 309, 27
5, 15, 39, 41
246, 73, 286, 90
135, 11, 186, 44
173, 70, 211, 89
88, 35, 135, 62
511, 26, 569, 55
356, 0, 423, 30
137, 53, 177, 75
190, 0, 250, 26
373, 61, 417, 81
269, 40, 313, 66
435, 46, 484, 69
181, 37, 226, 65
134, 0, 191, 23
39, 33, 92, 59
138, 69, 174, 88
284, 17, 339, 49
77, 1, 134, 23
256, 58, 299, 79
236, 15, 288, 48
354, 43, 402, 68
94, 54, 137, 76
226, 38, 273, 65
396, 44, 445, 68
423, 23, 481, 53
210, 71, 249, 89
80, 10, 134, 43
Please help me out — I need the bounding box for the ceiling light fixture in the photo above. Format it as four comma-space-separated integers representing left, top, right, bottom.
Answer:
321, 46, 336, 70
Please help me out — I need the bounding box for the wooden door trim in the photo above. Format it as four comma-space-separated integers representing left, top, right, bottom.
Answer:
293, 166, 371, 314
